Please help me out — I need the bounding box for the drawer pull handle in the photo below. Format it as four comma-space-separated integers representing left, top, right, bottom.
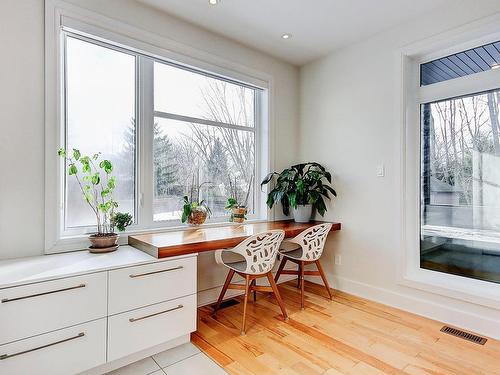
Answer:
1, 284, 86, 303
129, 265, 183, 278
129, 304, 183, 322
0, 332, 85, 360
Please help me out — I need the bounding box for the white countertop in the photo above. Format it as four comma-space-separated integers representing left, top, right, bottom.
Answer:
0, 246, 166, 289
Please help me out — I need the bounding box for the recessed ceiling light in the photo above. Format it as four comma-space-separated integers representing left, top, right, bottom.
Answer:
208, 0, 219, 5
492, 63, 500, 70
281, 34, 292, 40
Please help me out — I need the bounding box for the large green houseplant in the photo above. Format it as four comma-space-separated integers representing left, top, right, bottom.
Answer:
261, 162, 336, 222
58, 148, 132, 252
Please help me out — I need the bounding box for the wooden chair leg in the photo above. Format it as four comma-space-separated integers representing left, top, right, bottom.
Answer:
315, 260, 333, 300
251, 279, 257, 302
300, 261, 305, 309
297, 262, 302, 289
213, 269, 235, 315
266, 272, 288, 321
241, 275, 250, 335
274, 257, 287, 283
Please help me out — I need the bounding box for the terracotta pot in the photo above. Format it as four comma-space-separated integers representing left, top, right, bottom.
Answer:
187, 207, 208, 226
89, 233, 119, 249
231, 207, 247, 223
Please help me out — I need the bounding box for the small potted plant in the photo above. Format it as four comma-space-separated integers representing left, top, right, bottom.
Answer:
58, 148, 132, 252
111, 212, 133, 232
261, 162, 336, 223
225, 176, 253, 223
181, 176, 212, 226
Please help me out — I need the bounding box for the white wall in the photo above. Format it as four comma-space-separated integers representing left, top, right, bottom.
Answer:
0, 0, 299, 260
0, 0, 45, 260
300, 0, 500, 339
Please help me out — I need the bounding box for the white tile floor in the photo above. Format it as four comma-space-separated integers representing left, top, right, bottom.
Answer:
108, 343, 227, 375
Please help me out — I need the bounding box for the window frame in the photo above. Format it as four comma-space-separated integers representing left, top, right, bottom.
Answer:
149, 58, 261, 226
45, 1, 272, 253
61, 31, 140, 236
400, 15, 500, 309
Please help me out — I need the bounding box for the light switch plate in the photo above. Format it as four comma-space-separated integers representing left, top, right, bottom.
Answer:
376, 164, 385, 177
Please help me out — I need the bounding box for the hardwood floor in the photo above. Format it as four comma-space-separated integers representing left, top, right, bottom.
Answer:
192, 280, 500, 375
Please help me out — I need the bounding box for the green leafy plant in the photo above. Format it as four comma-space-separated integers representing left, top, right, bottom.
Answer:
181, 174, 212, 224
58, 148, 119, 235
225, 175, 253, 222
181, 196, 212, 223
225, 175, 253, 210
261, 162, 337, 217
111, 212, 133, 232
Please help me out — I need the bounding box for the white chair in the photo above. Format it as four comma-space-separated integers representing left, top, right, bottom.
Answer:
213, 230, 287, 335
274, 223, 333, 309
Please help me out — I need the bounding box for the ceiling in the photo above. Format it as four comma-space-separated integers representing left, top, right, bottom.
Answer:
137, 0, 452, 66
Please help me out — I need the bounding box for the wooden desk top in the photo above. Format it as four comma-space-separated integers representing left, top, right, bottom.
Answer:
128, 220, 341, 258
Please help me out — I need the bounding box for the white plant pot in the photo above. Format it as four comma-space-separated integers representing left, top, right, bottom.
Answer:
292, 204, 313, 223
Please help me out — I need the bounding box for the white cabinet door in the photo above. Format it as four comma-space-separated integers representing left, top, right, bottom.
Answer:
107, 294, 197, 361
0, 272, 107, 345
108, 256, 196, 315
0, 318, 106, 375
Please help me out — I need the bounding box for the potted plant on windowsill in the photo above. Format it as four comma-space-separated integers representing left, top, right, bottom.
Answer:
225, 176, 253, 223
261, 162, 336, 223
58, 148, 133, 253
181, 175, 212, 226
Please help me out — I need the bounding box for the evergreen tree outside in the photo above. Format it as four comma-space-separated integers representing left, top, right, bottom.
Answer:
122, 119, 179, 199
206, 138, 228, 186
153, 123, 178, 198
205, 138, 229, 214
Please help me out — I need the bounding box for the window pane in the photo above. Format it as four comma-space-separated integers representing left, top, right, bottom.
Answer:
65, 36, 136, 228
420, 89, 500, 283
152, 118, 255, 221
154, 61, 255, 127
420, 40, 500, 86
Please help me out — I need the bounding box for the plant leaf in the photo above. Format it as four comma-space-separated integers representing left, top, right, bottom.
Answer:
260, 172, 277, 187
316, 196, 327, 216
108, 176, 116, 189
99, 160, 113, 174
72, 149, 81, 161
68, 164, 77, 175
91, 173, 100, 185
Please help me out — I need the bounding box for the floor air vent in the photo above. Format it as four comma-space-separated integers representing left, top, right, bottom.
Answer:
440, 326, 487, 345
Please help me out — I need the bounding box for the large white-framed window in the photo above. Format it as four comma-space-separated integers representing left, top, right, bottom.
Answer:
401, 17, 500, 309
45, 2, 271, 253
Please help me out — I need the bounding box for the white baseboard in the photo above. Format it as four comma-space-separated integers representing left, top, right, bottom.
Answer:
197, 274, 297, 307
306, 273, 500, 341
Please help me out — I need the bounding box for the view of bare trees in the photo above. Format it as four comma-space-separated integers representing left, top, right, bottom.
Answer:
422, 89, 500, 233
118, 79, 256, 221
425, 90, 500, 206
189, 80, 255, 184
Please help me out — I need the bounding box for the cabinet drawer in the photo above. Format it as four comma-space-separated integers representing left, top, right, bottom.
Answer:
0, 272, 107, 345
0, 318, 106, 375
107, 294, 196, 361
108, 256, 196, 315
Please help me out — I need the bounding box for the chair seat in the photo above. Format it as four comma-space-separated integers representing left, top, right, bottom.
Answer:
279, 248, 303, 260
223, 260, 247, 272
279, 241, 303, 260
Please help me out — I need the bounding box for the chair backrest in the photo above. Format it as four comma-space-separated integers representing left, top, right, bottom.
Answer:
232, 230, 285, 274
290, 223, 333, 261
